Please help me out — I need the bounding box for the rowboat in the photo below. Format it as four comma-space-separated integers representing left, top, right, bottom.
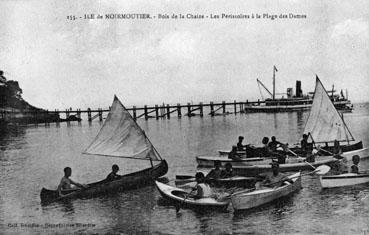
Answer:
319, 173, 369, 188
231, 172, 301, 210
175, 175, 257, 188
40, 96, 168, 204
196, 155, 264, 168
155, 181, 230, 211
41, 160, 168, 203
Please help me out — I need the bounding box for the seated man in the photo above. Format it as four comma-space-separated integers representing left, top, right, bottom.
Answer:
206, 161, 222, 180
333, 140, 343, 156
220, 163, 234, 178
351, 155, 360, 174
268, 136, 282, 152
228, 146, 242, 161
329, 155, 349, 175
58, 167, 87, 196
237, 136, 246, 151
194, 172, 213, 199
106, 164, 122, 181
256, 162, 293, 188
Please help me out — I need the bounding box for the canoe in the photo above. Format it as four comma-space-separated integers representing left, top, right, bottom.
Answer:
218, 149, 246, 156
319, 173, 369, 188
175, 176, 257, 188
231, 172, 301, 210
232, 157, 337, 177
40, 160, 168, 203
289, 141, 363, 156
341, 147, 369, 162
196, 155, 265, 168
155, 181, 230, 210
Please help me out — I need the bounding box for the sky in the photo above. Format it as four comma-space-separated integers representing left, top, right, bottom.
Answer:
0, 0, 368, 110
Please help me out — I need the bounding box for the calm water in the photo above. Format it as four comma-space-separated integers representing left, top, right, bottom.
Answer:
1, 103, 369, 234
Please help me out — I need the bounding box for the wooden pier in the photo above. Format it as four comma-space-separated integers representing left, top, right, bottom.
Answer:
0, 99, 265, 124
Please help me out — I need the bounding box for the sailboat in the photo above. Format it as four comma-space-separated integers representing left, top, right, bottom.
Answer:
40, 96, 168, 203
292, 76, 362, 154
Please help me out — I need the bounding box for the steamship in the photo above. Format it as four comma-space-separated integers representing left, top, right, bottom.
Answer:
244, 67, 353, 113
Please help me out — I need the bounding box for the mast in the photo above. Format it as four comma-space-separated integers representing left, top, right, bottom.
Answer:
272, 66, 277, 100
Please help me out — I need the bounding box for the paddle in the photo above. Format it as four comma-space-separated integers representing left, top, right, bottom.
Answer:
175, 187, 197, 213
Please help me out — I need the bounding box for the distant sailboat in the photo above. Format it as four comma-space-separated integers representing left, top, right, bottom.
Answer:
302, 76, 362, 151
40, 96, 168, 203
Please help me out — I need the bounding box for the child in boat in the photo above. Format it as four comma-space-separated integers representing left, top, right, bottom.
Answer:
220, 163, 234, 178
206, 161, 222, 180
237, 136, 246, 151
194, 172, 213, 199
351, 155, 360, 174
228, 146, 242, 161
106, 164, 122, 181
256, 162, 293, 188
57, 167, 87, 196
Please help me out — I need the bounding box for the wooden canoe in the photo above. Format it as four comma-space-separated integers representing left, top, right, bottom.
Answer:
175, 175, 257, 188
231, 157, 337, 177
40, 160, 168, 204
290, 141, 363, 156
155, 181, 229, 211
231, 172, 301, 211
320, 173, 369, 188
196, 155, 265, 168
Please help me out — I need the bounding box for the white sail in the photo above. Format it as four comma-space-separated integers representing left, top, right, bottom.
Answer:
84, 96, 161, 161
303, 77, 354, 143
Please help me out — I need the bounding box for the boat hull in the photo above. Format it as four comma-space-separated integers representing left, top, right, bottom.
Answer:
230, 148, 369, 177
155, 181, 229, 211
231, 172, 301, 210
320, 173, 369, 188
40, 160, 168, 203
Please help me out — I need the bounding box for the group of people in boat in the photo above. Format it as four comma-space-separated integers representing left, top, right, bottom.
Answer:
229, 135, 288, 161
206, 161, 233, 180
57, 164, 122, 196
190, 161, 293, 199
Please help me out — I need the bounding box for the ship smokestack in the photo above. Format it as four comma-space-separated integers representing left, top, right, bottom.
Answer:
296, 80, 302, 97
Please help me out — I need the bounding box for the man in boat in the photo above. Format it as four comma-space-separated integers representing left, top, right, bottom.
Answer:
333, 140, 343, 156
329, 155, 349, 175
57, 167, 87, 196
106, 164, 122, 181
194, 172, 213, 199
237, 136, 247, 151
206, 161, 222, 180
220, 163, 234, 178
258, 136, 271, 158
228, 146, 242, 161
351, 155, 360, 174
256, 162, 293, 188
268, 136, 282, 152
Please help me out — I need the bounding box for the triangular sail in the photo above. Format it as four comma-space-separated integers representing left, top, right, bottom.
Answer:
84, 96, 161, 161
303, 76, 354, 143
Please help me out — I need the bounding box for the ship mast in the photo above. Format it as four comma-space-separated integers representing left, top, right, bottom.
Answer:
273, 66, 277, 100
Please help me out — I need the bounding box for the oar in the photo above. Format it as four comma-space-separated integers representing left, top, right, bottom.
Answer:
175, 187, 197, 213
